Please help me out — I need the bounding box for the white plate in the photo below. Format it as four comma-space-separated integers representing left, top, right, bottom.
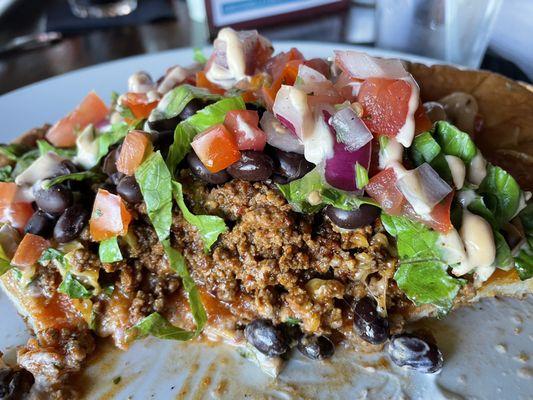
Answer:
0, 43, 532, 400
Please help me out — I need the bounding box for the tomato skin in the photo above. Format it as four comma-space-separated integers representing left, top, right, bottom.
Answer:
46, 92, 108, 148
121, 93, 158, 120
191, 124, 241, 173
116, 130, 153, 176
427, 192, 454, 232
262, 49, 304, 109
224, 110, 266, 151
265, 48, 304, 80
196, 71, 225, 95
11, 233, 50, 268
414, 103, 432, 135
90, 189, 132, 241
358, 78, 412, 139
365, 168, 405, 215
0, 182, 34, 231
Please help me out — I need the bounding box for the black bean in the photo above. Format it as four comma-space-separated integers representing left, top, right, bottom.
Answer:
273, 149, 314, 182
102, 147, 121, 176
53, 204, 89, 243
297, 335, 335, 360
186, 151, 230, 185
34, 184, 73, 216
353, 296, 389, 344
24, 210, 57, 238
227, 151, 273, 182
388, 333, 443, 373
245, 102, 266, 119
151, 130, 174, 157
178, 98, 210, 120
147, 116, 180, 133
58, 159, 79, 175
0, 368, 33, 400
117, 176, 143, 204
325, 204, 380, 230
109, 172, 125, 186
245, 319, 289, 357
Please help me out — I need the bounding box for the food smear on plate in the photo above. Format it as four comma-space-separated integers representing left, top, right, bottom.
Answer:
0, 27, 532, 399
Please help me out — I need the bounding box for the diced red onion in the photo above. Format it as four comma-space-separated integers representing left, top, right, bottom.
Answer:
260, 111, 304, 154
325, 136, 372, 192
95, 119, 111, 131
395, 163, 452, 215
334, 50, 409, 80
330, 107, 373, 152
272, 85, 313, 140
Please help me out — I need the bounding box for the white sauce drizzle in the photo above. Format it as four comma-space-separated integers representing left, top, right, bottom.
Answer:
395, 76, 420, 148
467, 153, 487, 186
445, 155, 466, 189
205, 28, 247, 89
378, 138, 403, 170
74, 124, 99, 170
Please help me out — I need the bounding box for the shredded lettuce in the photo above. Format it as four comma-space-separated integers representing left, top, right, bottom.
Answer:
355, 163, 369, 189
43, 170, 105, 189
193, 48, 208, 64
186, 96, 245, 133
135, 152, 173, 241
128, 241, 207, 341
165, 96, 245, 175
166, 122, 197, 174
40, 247, 94, 299
99, 237, 123, 263
0, 245, 12, 276
95, 122, 130, 162
37, 140, 76, 158
493, 231, 513, 270
155, 84, 221, 121
58, 272, 93, 299
515, 204, 533, 280
478, 164, 522, 225
410, 131, 453, 183
171, 181, 227, 252
0, 165, 13, 182
133, 153, 207, 340
12, 149, 39, 177
381, 213, 463, 312
433, 121, 477, 164
0, 143, 29, 161
277, 167, 377, 214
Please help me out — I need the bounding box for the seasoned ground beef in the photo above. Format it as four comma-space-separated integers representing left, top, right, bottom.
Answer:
166, 173, 399, 340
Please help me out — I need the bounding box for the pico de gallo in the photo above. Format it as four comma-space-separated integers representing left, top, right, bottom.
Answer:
1, 28, 532, 397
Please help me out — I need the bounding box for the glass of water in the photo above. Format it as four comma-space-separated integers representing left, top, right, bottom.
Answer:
68, 0, 138, 18
375, 0, 503, 68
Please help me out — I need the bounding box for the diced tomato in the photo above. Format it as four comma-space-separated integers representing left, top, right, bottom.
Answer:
121, 93, 158, 120
365, 168, 405, 215
11, 233, 49, 268
262, 51, 304, 109
116, 130, 153, 176
0, 182, 34, 231
265, 48, 304, 80
196, 71, 226, 95
224, 110, 266, 151
358, 78, 412, 139
302, 58, 330, 78
46, 92, 109, 148
414, 103, 432, 135
427, 192, 454, 232
90, 189, 132, 241
191, 124, 241, 173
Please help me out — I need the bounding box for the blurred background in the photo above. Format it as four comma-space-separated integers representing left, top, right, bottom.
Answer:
0, 0, 531, 95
